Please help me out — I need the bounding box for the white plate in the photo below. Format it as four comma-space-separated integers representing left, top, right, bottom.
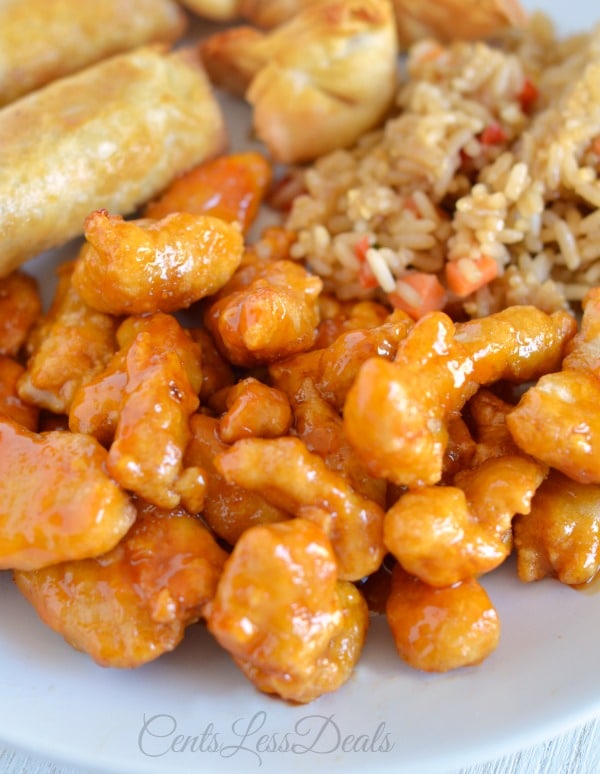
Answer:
1, 3, 598, 773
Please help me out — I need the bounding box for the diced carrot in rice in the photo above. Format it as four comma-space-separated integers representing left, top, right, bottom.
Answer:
445, 255, 499, 297
388, 272, 448, 320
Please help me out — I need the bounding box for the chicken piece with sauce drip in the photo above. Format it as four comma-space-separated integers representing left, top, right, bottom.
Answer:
215, 435, 385, 580
508, 288, 600, 484
15, 501, 228, 668
72, 210, 244, 316
513, 470, 600, 586
206, 518, 367, 703
386, 564, 500, 673
0, 417, 135, 570
344, 306, 576, 488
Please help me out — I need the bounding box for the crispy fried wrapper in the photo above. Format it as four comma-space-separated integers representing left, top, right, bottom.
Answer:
0, 46, 226, 275
0, 0, 187, 106
201, 0, 398, 163
392, 0, 527, 45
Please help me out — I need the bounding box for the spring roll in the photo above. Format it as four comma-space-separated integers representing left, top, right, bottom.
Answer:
0, 46, 228, 277
0, 0, 187, 107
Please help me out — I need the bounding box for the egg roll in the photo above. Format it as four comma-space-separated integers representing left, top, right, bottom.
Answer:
0, 46, 228, 277
0, 0, 187, 107
178, 0, 242, 22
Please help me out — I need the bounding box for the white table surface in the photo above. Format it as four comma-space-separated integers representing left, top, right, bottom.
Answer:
1, 715, 599, 773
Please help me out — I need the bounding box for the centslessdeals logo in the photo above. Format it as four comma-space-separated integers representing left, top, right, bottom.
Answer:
139, 710, 395, 765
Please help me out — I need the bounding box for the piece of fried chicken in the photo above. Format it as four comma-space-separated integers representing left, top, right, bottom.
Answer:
201, 0, 398, 163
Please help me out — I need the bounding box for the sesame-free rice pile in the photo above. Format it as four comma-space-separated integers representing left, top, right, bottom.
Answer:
285, 12, 600, 319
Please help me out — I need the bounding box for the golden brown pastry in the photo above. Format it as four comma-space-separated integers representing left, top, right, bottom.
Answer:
391, 0, 527, 45
201, 0, 398, 163
179, 0, 319, 27
0, 46, 227, 277
0, 0, 187, 106
241, 0, 321, 28
178, 0, 242, 21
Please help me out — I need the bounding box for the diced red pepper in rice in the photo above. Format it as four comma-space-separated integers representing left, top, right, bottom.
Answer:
518, 77, 539, 113
479, 122, 507, 146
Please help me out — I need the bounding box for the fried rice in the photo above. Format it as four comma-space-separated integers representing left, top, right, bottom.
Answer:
284, 12, 600, 318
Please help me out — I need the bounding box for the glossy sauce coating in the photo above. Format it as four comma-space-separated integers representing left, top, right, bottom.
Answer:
384, 455, 546, 587
0, 418, 135, 570
206, 518, 341, 677
17, 262, 117, 414
15, 501, 228, 667
144, 151, 272, 234
236, 580, 369, 703
507, 289, 600, 483
386, 565, 500, 672
204, 257, 322, 367
290, 376, 387, 506
0, 356, 39, 430
69, 313, 202, 446
217, 377, 293, 443
0, 270, 42, 358
106, 327, 200, 509
514, 470, 600, 586
72, 210, 244, 315
269, 309, 413, 411
215, 435, 385, 580
344, 307, 576, 487
185, 413, 289, 545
